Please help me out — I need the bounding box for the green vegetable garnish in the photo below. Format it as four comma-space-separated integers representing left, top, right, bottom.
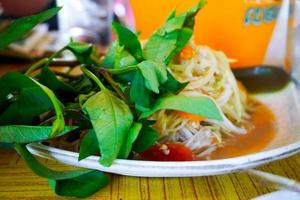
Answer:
79, 129, 99, 161
15, 144, 108, 198
0, 7, 61, 49
81, 66, 134, 167
140, 95, 222, 121
0, 125, 76, 144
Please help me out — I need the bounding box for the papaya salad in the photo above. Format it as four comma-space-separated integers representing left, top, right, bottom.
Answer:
0, 0, 276, 198
150, 44, 248, 158
142, 42, 276, 161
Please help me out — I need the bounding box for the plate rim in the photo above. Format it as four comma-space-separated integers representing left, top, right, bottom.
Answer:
27, 140, 300, 177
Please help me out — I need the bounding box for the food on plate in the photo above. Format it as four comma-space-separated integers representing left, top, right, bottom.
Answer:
0, 0, 277, 198
149, 43, 276, 160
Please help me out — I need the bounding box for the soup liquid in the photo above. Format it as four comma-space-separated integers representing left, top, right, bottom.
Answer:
209, 103, 276, 159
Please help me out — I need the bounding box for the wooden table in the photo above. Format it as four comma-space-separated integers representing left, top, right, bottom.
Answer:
1, 148, 300, 200
1, 63, 300, 199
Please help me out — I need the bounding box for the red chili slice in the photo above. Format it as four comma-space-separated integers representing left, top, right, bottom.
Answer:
140, 143, 195, 161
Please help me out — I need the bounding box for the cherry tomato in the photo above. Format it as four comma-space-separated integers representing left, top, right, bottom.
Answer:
140, 143, 195, 161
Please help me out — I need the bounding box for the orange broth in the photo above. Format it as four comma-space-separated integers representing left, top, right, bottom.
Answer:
209, 103, 276, 160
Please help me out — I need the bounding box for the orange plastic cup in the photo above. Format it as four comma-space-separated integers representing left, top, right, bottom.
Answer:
130, 0, 294, 68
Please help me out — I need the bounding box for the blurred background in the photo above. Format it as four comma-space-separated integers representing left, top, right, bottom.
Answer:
0, 0, 299, 70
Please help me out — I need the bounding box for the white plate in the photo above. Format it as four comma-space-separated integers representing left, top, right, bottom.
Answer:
27, 83, 300, 177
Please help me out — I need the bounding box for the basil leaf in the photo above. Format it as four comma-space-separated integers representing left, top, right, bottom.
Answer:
101, 23, 141, 70
0, 72, 65, 136
63, 109, 92, 130
118, 122, 142, 159
0, 87, 52, 125
159, 72, 188, 94
0, 125, 76, 143
33, 80, 65, 137
79, 92, 96, 107
115, 46, 138, 68
0, 72, 52, 125
102, 40, 138, 69
143, 32, 178, 64
101, 40, 119, 68
69, 75, 94, 94
112, 22, 143, 62
48, 170, 107, 198
140, 95, 223, 121
15, 144, 108, 198
38, 67, 78, 99
0, 7, 61, 49
166, 9, 176, 21
82, 90, 133, 166
66, 42, 101, 66
38, 67, 79, 102
143, 0, 205, 64
133, 126, 158, 153
138, 60, 168, 94
79, 129, 99, 161
130, 71, 152, 110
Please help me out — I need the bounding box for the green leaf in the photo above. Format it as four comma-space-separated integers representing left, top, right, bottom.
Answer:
143, 32, 178, 64
143, 0, 206, 64
159, 72, 188, 94
0, 7, 61, 49
101, 40, 119, 68
159, 14, 187, 33
172, 28, 193, 59
0, 87, 52, 125
69, 75, 94, 94
38, 67, 78, 99
0, 125, 76, 143
102, 40, 138, 69
82, 90, 133, 166
0, 72, 53, 125
79, 130, 99, 161
115, 46, 138, 68
130, 71, 152, 110
133, 126, 158, 153
166, 9, 176, 21
137, 60, 168, 93
15, 144, 108, 198
63, 109, 92, 130
0, 72, 65, 136
79, 92, 96, 107
112, 22, 143, 62
140, 95, 223, 121
66, 42, 101, 66
48, 170, 108, 198
118, 122, 143, 159
33, 80, 66, 137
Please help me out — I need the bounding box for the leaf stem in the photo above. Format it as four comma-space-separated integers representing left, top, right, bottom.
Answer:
107, 65, 137, 74
25, 47, 67, 76
31, 79, 65, 137
45, 47, 67, 67
81, 66, 106, 91
25, 58, 48, 76
99, 69, 129, 103
95, 65, 137, 75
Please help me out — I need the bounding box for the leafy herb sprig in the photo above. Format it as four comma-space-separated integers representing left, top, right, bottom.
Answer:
0, 0, 221, 198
